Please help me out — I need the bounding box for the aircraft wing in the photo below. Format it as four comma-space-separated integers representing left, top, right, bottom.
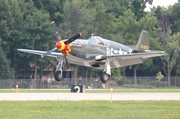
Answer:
93, 51, 167, 68
17, 49, 63, 58
67, 51, 167, 69
94, 51, 167, 60
17, 49, 167, 69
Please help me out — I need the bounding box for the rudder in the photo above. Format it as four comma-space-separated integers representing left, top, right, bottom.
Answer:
136, 30, 149, 50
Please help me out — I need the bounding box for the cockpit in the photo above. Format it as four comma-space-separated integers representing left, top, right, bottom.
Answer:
88, 36, 110, 46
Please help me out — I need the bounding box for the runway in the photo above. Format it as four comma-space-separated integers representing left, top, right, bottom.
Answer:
0, 93, 180, 101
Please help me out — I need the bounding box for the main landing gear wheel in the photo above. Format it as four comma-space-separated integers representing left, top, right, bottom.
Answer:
54, 71, 63, 82
100, 72, 110, 83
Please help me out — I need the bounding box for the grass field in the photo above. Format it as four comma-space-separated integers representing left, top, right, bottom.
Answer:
0, 101, 180, 119
0, 88, 180, 93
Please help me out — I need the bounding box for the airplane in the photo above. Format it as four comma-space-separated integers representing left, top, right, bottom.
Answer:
18, 21, 167, 83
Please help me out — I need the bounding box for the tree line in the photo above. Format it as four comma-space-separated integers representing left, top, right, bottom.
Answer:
1, 0, 180, 86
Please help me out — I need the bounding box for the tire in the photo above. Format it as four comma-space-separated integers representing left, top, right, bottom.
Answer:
100, 72, 110, 83
54, 71, 63, 82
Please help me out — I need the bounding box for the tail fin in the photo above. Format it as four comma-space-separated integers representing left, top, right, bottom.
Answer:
136, 30, 149, 50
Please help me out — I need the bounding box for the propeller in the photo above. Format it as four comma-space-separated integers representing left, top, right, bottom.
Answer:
41, 47, 57, 58
51, 21, 82, 44
51, 21, 62, 41
43, 21, 82, 70
64, 32, 82, 44
41, 21, 61, 57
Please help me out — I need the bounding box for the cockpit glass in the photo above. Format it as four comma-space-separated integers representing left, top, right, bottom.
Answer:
88, 36, 105, 45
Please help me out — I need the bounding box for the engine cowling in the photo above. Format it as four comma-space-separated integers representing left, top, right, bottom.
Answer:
64, 44, 72, 55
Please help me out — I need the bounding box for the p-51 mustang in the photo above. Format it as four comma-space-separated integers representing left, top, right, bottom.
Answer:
18, 21, 167, 83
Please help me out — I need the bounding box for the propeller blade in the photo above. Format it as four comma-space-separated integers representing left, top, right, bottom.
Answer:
64, 32, 82, 44
42, 47, 57, 58
51, 21, 62, 41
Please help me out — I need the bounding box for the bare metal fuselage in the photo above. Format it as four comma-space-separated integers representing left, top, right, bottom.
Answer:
67, 38, 138, 69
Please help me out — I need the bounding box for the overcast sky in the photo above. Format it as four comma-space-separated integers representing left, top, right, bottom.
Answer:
145, 0, 178, 11
152, 0, 178, 7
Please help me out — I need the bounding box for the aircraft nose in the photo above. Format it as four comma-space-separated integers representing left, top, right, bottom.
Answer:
56, 41, 65, 51
56, 42, 61, 49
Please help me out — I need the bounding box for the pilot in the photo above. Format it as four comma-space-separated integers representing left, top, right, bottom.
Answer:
96, 38, 104, 45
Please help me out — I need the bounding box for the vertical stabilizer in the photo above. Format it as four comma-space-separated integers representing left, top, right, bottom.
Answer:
136, 30, 149, 50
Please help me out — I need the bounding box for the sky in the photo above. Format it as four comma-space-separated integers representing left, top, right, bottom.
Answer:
152, 0, 178, 7
145, 0, 178, 11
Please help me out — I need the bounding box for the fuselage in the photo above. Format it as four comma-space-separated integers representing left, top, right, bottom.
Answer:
70, 36, 133, 59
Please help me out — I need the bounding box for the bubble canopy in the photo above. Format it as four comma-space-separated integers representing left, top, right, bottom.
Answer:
88, 36, 110, 47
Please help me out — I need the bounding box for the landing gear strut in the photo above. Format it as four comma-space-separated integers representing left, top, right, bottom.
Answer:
100, 58, 111, 83
54, 57, 65, 82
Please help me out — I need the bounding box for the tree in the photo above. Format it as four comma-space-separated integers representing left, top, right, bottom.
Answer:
6, 0, 24, 72
6, 1, 56, 86
92, 2, 116, 39
111, 68, 122, 81
153, 6, 179, 86
0, 0, 13, 55
0, 0, 17, 79
22, 9, 55, 88
161, 31, 180, 86
31, 0, 64, 22
117, 9, 160, 84
156, 71, 164, 81
94, 0, 129, 17
171, 3, 180, 34
116, 9, 140, 45
0, 0, 174, 83
0, 45, 14, 79
129, 0, 153, 20
60, 0, 97, 38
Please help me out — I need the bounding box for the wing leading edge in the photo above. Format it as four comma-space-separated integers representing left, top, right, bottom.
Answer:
17, 49, 63, 58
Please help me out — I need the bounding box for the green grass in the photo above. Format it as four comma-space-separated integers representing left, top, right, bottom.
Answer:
0, 101, 180, 119
0, 88, 180, 93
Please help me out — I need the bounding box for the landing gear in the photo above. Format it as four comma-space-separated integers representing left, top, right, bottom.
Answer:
54, 71, 63, 81
54, 57, 65, 82
100, 58, 111, 83
100, 72, 110, 83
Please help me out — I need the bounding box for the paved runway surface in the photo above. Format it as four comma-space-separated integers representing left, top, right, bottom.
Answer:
0, 93, 180, 101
